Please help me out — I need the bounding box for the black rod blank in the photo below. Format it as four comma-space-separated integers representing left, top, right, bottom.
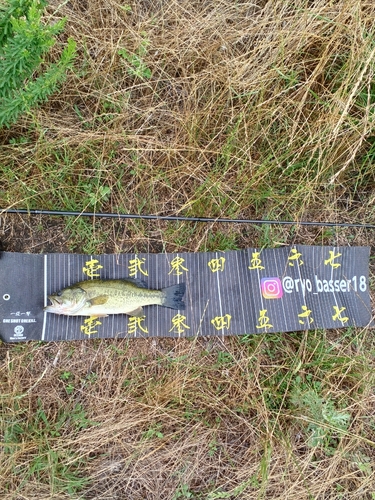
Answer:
1, 208, 374, 229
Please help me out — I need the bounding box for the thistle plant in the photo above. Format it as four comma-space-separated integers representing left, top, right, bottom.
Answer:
291, 382, 351, 454
0, 0, 76, 128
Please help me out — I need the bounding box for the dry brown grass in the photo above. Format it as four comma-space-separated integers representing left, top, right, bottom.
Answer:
1, 0, 375, 498
1, 0, 375, 244
1, 330, 375, 499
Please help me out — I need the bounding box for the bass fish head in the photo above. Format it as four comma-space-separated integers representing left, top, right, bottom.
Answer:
44, 286, 88, 315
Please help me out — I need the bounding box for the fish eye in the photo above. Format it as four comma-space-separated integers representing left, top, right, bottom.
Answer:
57, 291, 62, 296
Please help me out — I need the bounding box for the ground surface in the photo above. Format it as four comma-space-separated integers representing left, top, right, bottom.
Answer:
1, 0, 375, 499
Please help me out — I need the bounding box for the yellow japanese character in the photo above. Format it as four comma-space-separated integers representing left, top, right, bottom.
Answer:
332, 306, 349, 324
128, 257, 148, 277
256, 309, 273, 330
248, 251, 265, 270
169, 314, 190, 334
207, 257, 226, 273
80, 316, 102, 335
324, 250, 342, 269
169, 256, 188, 276
82, 259, 103, 278
128, 315, 148, 334
298, 305, 314, 325
288, 248, 303, 267
211, 314, 232, 330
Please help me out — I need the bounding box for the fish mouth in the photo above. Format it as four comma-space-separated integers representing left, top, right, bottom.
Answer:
44, 296, 64, 313
48, 296, 62, 305
44, 293, 87, 315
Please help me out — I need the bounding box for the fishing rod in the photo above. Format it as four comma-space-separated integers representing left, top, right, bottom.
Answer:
1, 208, 375, 229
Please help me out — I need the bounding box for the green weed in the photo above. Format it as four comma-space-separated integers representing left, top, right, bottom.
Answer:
0, 0, 75, 127
2, 398, 93, 494
142, 422, 164, 440
59, 370, 75, 395
118, 32, 152, 80
290, 380, 351, 454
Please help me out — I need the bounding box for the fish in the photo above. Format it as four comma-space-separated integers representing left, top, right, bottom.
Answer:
44, 278, 186, 317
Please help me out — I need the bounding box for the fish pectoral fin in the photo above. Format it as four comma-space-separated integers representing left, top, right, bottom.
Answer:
127, 306, 144, 317
88, 295, 109, 306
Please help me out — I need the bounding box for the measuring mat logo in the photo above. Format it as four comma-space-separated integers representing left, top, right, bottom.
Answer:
261, 277, 283, 299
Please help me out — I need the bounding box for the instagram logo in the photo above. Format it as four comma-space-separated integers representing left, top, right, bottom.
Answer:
261, 277, 283, 299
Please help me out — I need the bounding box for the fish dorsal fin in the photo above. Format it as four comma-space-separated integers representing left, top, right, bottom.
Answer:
121, 278, 148, 289
89, 295, 109, 306
127, 306, 144, 317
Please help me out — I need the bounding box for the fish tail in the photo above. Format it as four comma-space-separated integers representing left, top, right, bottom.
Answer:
162, 283, 186, 310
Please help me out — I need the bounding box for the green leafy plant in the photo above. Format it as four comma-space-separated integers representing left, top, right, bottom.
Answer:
291, 380, 351, 454
0, 0, 76, 127
3, 399, 93, 494
141, 422, 164, 440
118, 32, 151, 79
172, 483, 194, 500
60, 370, 75, 395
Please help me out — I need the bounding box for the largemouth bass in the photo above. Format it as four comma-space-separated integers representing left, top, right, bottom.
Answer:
44, 279, 186, 317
